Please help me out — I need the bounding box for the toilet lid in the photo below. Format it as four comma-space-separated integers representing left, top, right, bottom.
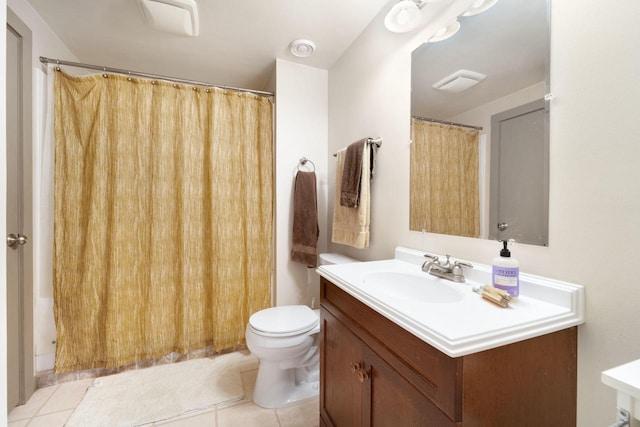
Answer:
249, 305, 319, 336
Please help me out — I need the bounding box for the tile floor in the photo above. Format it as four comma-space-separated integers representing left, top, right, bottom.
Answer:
8, 352, 320, 427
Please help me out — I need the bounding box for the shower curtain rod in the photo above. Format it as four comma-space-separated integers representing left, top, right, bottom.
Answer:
412, 115, 483, 131
39, 56, 274, 97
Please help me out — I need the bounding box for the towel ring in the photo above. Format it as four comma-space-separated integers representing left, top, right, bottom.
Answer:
298, 157, 315, 172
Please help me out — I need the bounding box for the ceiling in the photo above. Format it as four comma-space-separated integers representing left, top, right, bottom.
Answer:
26, 0, 393, 92
411, 0, 548, 119
24, 0, 547, 104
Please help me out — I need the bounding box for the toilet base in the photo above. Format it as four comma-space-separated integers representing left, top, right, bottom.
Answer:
252, 361, 320, 409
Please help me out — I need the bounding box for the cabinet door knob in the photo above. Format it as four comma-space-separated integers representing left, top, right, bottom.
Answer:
358, 370, 369, 383
350, 362, 362, 373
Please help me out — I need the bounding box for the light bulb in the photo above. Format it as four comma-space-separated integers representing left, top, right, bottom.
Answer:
397, 8, 410, 26
384, 0, 423, 33
462, 0, 498, 17
428, 20, 461, 43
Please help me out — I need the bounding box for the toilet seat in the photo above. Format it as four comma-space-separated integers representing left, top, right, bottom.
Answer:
249, 305, 319, 337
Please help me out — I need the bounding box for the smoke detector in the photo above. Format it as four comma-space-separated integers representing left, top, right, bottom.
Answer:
138, 0, 200, 37
432, 70, 486, 93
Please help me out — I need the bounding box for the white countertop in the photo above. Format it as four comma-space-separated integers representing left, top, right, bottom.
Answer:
316, 246, 585, 357
602, 359, 640, 400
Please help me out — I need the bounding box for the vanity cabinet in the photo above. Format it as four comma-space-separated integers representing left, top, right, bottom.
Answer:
320, 277, 577, 427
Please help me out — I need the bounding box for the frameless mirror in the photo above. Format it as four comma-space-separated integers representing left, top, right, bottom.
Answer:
410, 0, 550, 246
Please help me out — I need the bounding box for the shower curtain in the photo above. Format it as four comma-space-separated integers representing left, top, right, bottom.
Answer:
52, 70, 273, 373
410, 119, 480, 237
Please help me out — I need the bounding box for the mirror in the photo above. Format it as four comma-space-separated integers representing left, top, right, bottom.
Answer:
410, 0, 550, 246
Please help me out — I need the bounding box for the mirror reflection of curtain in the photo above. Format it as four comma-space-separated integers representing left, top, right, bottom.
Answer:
410, 119, 480, 237
53, 70, 273, 373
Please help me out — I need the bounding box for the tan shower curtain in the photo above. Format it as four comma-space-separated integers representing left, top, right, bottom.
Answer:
53, 70, 273, 373
410, 119, 479, 237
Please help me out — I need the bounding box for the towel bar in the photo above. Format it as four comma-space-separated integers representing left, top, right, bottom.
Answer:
332, 137, 382, 157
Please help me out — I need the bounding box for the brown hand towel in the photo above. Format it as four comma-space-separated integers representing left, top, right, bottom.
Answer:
291, 171, 319, 267
340, 138, 367, 207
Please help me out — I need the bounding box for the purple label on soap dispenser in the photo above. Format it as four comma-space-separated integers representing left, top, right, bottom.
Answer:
492, 267, 519, 297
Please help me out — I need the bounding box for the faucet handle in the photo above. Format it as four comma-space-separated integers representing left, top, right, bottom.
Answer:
423, 253, 439, 262
421, 254, 439, 272
454, 260, 473, 269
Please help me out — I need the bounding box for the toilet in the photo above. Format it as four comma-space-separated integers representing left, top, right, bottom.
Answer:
245, 253, 357, 408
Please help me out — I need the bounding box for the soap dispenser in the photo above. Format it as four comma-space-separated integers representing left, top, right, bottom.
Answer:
492, 239, 519, 297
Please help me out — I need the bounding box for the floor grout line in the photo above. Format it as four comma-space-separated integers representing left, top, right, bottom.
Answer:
36, 384, 61, 417
8, 383, 60, 423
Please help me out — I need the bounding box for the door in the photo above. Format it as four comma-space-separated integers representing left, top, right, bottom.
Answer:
368, 349, 454, 426
6, 9, 35, 411
321, 308, 455, 426
320, 310, 368, 426
489, 99, 549, 246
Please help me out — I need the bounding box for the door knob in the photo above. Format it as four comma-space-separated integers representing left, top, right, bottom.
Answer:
358, 370, 369, 383
6, 233, 28, 249
350, 362, 362, 373
497, 222, 509, 231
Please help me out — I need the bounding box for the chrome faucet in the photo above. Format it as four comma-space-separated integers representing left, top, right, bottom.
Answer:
421, 254, 473, 283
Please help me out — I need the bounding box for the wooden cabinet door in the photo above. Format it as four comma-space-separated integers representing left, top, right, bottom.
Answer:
321, 309, 369, 427
321, 308, 455, 427
367, 349, 455, 427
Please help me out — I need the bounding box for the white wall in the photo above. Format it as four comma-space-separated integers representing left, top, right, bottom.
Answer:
7, 0, 77, 72
328, 0, 640, 425
7, 0, 79, 373
328, 0, 471, 262
275, 59, 328, 308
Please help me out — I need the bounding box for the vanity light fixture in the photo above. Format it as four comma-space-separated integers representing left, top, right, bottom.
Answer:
427, 19, 461, 42
137, 0, 199, 37
384, 0, 426, 34
432, 69, 486, 93
461, 0, 498, 17
289, 39, 316, 58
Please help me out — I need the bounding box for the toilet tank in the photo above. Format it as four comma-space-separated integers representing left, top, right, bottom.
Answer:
319, 253, 358, 266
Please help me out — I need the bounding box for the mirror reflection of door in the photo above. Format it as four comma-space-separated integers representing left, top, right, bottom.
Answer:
6, 9, 35, 411
489, 99, 549, 246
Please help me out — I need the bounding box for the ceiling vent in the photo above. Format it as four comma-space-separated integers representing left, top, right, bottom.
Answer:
432, 69, 486, 93
137, 0, 200, 37
289, 39, 316, 58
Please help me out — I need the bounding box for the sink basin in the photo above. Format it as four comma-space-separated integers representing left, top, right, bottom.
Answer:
361, 272, 464, 304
